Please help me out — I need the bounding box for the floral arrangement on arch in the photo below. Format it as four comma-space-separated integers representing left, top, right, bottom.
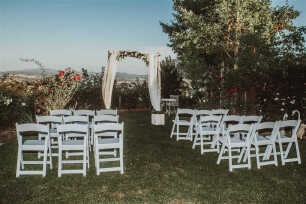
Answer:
116, 50, 149, 66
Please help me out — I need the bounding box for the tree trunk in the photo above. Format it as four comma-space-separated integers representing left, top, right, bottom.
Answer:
233, 0, 240, 70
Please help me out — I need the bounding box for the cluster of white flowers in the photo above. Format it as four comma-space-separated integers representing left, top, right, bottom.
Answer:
0, 93, 12, 106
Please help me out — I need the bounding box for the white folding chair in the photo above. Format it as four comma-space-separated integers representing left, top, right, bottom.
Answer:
63, 116, 90, 161
93, 115, 119, 156
220, 115, 242, 136
217, 124, 254, 172
73, 109, 95, 116
211, 109, 229, 116
16, 123, 52, 177
93, 122, 124, 175
192, 109, 213, 149
248, 122, 279, 169
36, 115, 63, 157
96, 109, 118, 116
170, 108, 195, 141
57, 124, 89, 177
196, 115, 223, 154
276, 120, 301, 165
50, 109, 72, 117
170, 95, 179, 113
240, 115, 263, 124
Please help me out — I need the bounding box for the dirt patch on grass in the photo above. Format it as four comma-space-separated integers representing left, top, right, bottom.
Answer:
0, 127, 16, 143
108, 192, 125, 199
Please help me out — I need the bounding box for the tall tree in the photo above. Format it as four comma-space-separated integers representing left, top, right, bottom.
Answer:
160, 56, 182, 98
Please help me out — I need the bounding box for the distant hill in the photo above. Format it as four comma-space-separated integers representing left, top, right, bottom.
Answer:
0, 68, 147, 80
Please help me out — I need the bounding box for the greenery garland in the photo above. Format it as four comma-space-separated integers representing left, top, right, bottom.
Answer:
115, 50, 149, 66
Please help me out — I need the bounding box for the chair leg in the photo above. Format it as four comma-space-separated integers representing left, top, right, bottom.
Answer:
217, 144, 225, 164
284, 142, 293, 159
83, 148, 86, 177
295, 140, 301, 164
58, 148, 62, 177
96, 148, 100, 176
272, 143, 278, 166
255, 144, 261, 169
48, 140, 53, 170
21, 149, 24, 169
279, 141, 285, 165
176, 125, 179, 141
170, 123, 175, 138
229, 147, 233, 172
192, 133, 198, 149
247, 146, 251, 169
120, 145, 124, 174
16, 148, 22, 177
43, 145, 48, 177
200, 134, 204, 155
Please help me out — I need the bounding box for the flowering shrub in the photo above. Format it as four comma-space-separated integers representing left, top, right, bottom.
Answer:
28, 67, 81, 114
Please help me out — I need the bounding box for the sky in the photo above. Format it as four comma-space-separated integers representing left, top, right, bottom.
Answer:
0, 0, 305, 75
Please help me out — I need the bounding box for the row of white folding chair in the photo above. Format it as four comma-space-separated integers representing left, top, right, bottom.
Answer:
50, 109, 118, 117
16, 123, 52, 177
93, 122, 124, 175
217, 119, 301, 171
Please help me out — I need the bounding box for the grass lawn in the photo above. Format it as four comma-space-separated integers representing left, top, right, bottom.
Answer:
0, 111, 305, 203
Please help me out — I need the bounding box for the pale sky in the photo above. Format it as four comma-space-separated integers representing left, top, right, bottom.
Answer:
0, 0, 305, 74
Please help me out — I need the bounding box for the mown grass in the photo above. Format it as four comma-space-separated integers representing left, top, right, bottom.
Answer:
0, 111, 305, 203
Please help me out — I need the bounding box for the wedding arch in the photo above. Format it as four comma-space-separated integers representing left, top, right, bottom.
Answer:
102, 50, 161, 111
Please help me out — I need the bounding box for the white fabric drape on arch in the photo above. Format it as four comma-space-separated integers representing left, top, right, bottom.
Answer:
102, 51, 161, 111
102, 50, 118, 109
148, 53, 161, 111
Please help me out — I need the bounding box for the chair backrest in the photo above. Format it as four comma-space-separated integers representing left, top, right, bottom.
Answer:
96, 109, 118, 116
226, 123, 254, 145
93, 115, 119, 124
57, 124, 88, 139
198, 115, 222, 130
16, 123, 49, 144
277, 120, 301, 139
241, 115, 263, 124
211, 109, 229, 116
195, 109, 212, 117
63, 115, 89, 125
50, 109, 72, 117
93, 122, 124, 140
36, 115, 63, 129
73, 109, 95, 116
221, 115, 242, 129
254, 121, 278, 141
170, 95, 179, 107
175, 108, 195, 121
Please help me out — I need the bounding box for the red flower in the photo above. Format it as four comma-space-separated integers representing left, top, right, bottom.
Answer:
74, 74, 78, 80
78, 75, 82, 80
58, 82, 62, 86
36, 109, 41, 114
59, 70, 64, 79
225, 93, 230, 97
